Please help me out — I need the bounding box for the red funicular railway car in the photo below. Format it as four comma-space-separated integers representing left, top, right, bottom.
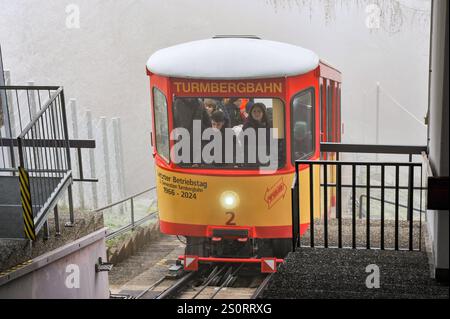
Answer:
146, 36, 342, 271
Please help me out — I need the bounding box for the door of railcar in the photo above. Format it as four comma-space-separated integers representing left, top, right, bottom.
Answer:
318, 62, 343, 214
287, 72, 322, 223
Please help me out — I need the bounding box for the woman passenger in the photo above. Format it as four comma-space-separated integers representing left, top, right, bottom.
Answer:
242, 103, 269, 131
241, 103, 271, 165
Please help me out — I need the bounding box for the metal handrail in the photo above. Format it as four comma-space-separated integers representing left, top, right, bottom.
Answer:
93, 186, 156, 212
106, 212, 157, 240
0, 85, 60, 90
17, 88, 63, 139
93, 187, 158, 240
320, 143, 428, 155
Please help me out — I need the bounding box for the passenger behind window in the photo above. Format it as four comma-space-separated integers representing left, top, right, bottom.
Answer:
174, 98, 211, 164
210, 110, 237, 166
204, 98, 230, 128
174, 98, 211, 132
222, 98, 244, 127
203, 98, 218, 117
241, 103, 271, 165
211, 110, 226, 133
293, 121, 311, 159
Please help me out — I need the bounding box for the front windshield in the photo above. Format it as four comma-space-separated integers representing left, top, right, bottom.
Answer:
171, 97, 286, 170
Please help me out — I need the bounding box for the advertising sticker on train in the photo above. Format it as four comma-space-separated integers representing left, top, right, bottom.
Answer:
184, 255, 199, 271
264, 178, 287, 209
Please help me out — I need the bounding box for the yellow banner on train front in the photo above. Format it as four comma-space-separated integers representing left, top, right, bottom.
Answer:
155, 166, 321, 228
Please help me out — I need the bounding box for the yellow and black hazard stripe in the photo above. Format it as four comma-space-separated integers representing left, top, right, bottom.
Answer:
19, 167, 36, 241
0, 260, 33, 278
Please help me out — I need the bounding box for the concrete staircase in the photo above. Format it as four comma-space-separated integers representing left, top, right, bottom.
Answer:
263, 248, 449, 299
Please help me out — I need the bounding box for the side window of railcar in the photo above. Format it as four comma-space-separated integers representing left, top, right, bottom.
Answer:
291, 89, 315, 162
153, 88, 170, 162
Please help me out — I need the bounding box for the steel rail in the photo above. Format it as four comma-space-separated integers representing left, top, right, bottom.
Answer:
192, 265, 227, 299
156, 271, 198, 299
135, 276, 167, 299
251, 273, 274, 299
210, 264, 245, 299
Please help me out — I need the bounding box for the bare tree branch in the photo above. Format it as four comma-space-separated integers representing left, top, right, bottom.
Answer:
265, 0, 431, 34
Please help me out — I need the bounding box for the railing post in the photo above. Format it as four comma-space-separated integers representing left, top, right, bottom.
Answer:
419, 164, 423, 251
130, 197, 135, 230
408, 165, 414, 251
59, 89, 75, 226
366, 164, 371, 249
323, 163, 328, 248
17, 137, 36, 241
352, 165, 356, 249
381, 165, 385, 250
407, 153, 413, 221
395, 165, 400, 250
337, 164, 342, 248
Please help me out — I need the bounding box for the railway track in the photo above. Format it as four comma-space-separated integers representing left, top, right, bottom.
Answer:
131, 263, 271, 299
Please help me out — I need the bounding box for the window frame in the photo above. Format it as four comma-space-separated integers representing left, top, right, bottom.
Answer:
290, 87, 316, 164
337, 86, 342, 142
152, 87, 170, 163
325, 82, 330, 142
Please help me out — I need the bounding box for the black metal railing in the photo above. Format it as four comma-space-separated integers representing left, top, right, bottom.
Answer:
1, 85, 96, 240
1, 86, 62, 171
16, 87, 73, 234
291, 143, 427, 252
320, 142, 427, 161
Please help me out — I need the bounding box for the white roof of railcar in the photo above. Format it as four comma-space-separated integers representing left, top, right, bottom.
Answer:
146, 37, 319, 80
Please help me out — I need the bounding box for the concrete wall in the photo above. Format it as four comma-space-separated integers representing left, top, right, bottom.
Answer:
0, 228, 110, 298
427, 0, 449, 281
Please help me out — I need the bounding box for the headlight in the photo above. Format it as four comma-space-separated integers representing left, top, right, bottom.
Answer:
220, 191, 240, 210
